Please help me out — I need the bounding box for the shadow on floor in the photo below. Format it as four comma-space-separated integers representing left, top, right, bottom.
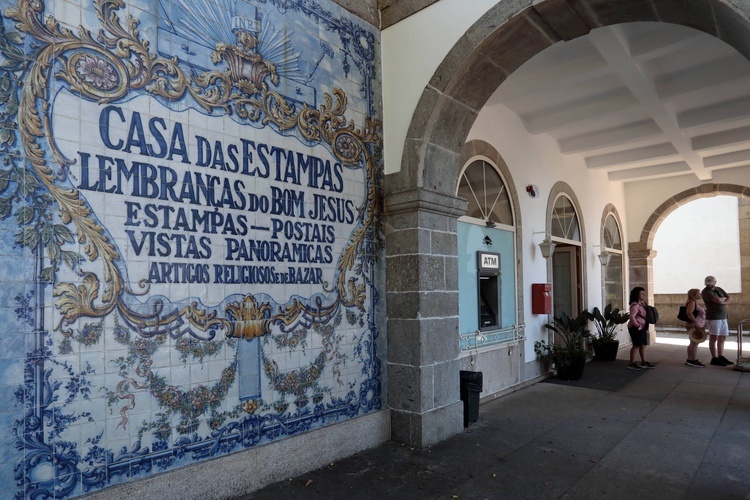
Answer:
543, 358, 647, 392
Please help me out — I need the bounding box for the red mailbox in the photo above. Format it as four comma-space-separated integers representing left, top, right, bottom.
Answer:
532, 283, 552, 314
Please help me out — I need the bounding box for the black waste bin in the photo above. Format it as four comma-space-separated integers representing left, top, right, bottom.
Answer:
459, 370, 483, 427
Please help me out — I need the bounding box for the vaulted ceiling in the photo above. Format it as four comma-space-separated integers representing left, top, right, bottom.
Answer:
489, 22, 750, 183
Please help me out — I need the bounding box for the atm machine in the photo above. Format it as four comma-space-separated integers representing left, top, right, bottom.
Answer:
476, 251, 501, 331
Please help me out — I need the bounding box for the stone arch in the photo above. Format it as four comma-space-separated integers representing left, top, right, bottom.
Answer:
628, 183, 750, 331
546, 181, 586, 242
638, 184, 750, 250
459, 140, 525, 322
600, 203, 624, 249
600, 204, 622, 234
386, 0, 750, 198
600, 203, 624, 258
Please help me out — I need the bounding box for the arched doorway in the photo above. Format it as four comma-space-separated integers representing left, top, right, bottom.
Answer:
546, 186, 586, 319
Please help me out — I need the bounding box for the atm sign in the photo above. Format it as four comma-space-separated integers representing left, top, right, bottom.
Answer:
477, 251, 500, 271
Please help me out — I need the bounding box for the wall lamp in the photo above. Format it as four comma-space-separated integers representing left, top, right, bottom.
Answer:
538, 238, 556, 259
593, 245, 611, 266
533, 231, 556, 259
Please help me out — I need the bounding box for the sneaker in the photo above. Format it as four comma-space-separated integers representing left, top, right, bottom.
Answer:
640, 362, 655, 369
718, 356, 733, 366
710, 357, 724, 366
685, 359, 706, 368
627, 363, 642, 370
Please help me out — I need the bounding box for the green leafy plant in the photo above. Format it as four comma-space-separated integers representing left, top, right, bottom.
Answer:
585, 304, 629, 343
534, 311, 591, 369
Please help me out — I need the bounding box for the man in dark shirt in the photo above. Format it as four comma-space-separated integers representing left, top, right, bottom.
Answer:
701, 275, 732, 366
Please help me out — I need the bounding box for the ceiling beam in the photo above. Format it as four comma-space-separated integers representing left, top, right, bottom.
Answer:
607, 161, 690, 181
587, 26, 712, 180
585, 143, 678, 169
692, 125, 750, 152
559, 119, 662, 153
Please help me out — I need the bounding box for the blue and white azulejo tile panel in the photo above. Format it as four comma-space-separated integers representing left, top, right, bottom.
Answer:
0, 0, 383, 497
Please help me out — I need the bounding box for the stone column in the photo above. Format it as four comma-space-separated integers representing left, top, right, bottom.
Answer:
384, 187, 466, 447
628, 243, 657, 343
737, 199, 750, 328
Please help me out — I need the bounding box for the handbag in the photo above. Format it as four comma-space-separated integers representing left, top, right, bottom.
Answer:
677, 306, 690, 322
645, 305, 659, 325
677, 300, 697, 322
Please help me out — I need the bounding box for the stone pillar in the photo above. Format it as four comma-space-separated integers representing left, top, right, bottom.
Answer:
628, 243, 657, 343
737, 199, 750, 327
384, 188, 466, 447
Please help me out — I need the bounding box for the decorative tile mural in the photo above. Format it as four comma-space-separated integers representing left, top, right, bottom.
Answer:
0, 0, 383, 497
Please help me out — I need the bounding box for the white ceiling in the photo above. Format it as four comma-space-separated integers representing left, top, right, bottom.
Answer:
489, 22, 750, 183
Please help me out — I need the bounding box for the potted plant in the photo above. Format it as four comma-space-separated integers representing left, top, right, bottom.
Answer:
534, 311, 591, 380
585, 304, 629, 362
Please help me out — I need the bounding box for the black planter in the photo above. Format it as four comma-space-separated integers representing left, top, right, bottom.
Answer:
555, 355, 586, 380
593, 340, 620, 362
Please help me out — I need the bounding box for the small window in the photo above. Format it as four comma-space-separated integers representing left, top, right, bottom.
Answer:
457, 160, 512, 226
603, 214, 622, 250
602, 213, 624, 309
551, 196, 580, 241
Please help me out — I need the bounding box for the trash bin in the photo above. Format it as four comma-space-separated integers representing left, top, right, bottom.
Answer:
459, 370, 483, 427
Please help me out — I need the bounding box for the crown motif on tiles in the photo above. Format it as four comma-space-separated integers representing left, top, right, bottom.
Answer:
213, 29, 280, 97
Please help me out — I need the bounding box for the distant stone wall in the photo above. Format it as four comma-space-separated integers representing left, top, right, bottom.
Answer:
655, 293, 749, 330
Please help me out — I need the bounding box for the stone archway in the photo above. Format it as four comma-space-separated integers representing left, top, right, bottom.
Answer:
384, 0, 750, 446
630, 183, 750, 330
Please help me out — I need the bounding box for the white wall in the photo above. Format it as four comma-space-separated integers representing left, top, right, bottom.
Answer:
381, 0, 496, 174
468, 102, 628, 360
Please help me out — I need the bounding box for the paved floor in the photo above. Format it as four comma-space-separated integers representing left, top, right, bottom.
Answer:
241, 337, 750, 499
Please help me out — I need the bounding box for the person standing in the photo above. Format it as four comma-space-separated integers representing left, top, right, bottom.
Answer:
683, 288, 706, 367
626, 287, 654, 370
701, 275, 733, 366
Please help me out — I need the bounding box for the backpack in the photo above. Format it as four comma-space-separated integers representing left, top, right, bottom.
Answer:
645, 305, 659, 325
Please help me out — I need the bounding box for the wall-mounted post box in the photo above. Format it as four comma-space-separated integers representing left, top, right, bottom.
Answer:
532, 283, 552, 314
477, 251, 501, 330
